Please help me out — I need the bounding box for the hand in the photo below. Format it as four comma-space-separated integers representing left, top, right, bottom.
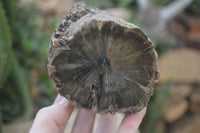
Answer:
29, 95, 146, 133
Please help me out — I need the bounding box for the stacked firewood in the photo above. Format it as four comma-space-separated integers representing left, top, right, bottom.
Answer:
158, 48, 200, 133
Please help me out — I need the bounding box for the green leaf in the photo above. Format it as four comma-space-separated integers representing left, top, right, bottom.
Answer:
0, 56, 33, 123
9, 56, 33, 120
0, 2, 12, 88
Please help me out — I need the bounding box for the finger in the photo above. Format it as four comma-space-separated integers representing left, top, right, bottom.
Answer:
96, 113, 118, 133
71, 109, 96, 133
117, 107, 146, 133
53, 94, 63, 104
29, 97, 74, 133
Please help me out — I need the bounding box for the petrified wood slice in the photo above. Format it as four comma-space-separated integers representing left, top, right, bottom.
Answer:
47, 3, 159, 114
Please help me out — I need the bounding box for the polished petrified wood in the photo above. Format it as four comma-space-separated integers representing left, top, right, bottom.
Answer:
47, 3, 159, 114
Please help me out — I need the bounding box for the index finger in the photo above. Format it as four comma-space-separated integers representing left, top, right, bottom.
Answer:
29, 96, 74, 133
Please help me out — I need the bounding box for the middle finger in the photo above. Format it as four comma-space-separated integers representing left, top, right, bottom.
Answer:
71, 109, 96, 133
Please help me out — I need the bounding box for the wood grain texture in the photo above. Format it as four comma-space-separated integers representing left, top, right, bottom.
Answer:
48, 3, 159, 114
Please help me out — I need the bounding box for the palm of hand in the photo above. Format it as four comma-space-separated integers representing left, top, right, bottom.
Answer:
30, 95, 146, 133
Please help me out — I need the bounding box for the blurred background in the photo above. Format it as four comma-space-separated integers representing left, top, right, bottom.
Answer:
0, 0, 200, 133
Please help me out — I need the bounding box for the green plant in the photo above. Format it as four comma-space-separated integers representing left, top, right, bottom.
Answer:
0, 0, 57, 123
0, 1, 33, 123
0, 56, 33, 122
149, 0, 172, 6
0, 2, 12, 89
78, 0, 138, 8
119, 0, 137, 7
140, 82, 172, 133
0, 109, 3, 133
185, 0, 200, 15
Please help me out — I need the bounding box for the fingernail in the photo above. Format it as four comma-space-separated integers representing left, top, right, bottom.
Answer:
57, 97, 68, 107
